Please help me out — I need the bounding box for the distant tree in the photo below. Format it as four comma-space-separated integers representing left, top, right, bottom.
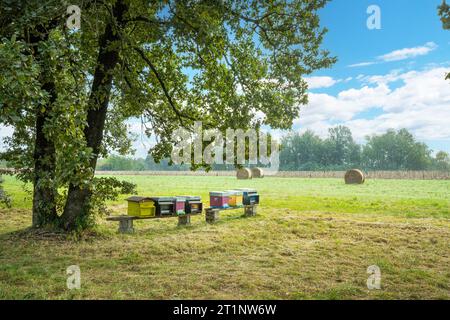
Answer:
99, 129, 447, 173
433, 151, 450, 171
279, 126, 361, 170
96, 155, 193, 171
97, 155, 146, 171
435, 150, 450, 162
144, 156, 190, 171
323, 126, 361, 167
280, 130, 325, 170
362, 129, 432, 170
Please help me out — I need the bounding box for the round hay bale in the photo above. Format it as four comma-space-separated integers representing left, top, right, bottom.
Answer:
236, 168, 252, 180
345, 169, 365, 184
251, 167, 264, 178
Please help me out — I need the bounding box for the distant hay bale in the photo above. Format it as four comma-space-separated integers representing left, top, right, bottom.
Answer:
236, 168, 252, 180
251, 167, 264, 178
345, 169, 365, 184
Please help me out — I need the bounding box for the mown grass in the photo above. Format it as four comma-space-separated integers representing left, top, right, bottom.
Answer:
0, 175, 449, 299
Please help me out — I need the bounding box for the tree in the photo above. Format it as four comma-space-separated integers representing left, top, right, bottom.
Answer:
438, 0, 450, 80
280, 130, 325, 170
0, 1, 107, 228
1, 0, 336, 231
1, 1, 58, 226
439, 0, 450, 29
433, 151, 450, 171
362, 129, 432, 170
323, 126, 360, 167
279, 126, 361, 170
97, 155, 146, 171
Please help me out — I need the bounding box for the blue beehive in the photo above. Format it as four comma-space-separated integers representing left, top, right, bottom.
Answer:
235, 188, 259, 205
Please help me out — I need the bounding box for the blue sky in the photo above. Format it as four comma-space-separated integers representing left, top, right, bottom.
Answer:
294, 0, 450, 155
318, 0, 448, 78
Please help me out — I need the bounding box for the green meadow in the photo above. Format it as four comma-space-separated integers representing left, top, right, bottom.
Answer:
0, 175, 449, 299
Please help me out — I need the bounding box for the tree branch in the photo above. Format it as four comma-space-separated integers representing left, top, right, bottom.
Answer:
133, 46, 196, 125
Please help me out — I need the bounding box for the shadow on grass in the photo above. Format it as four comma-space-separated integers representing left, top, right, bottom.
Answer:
0, 224, 111, 244
131, 211, 260, 237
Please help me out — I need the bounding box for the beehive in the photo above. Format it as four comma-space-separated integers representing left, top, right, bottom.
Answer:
174, 196, 186, 215
179, 196, 203, 214
225, 190, 243, 207
235, 188, 259, 205
150, 197, 176, 216
209, 191, 230, 208
126, 196, 155, 217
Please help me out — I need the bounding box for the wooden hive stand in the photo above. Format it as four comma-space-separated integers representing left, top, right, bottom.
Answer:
106, 213, 198, 234
205, 204, 257, 224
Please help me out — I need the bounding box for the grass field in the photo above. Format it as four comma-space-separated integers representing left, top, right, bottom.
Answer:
0, 175, 449, 299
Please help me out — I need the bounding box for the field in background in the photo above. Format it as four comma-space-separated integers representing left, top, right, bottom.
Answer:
0, 175, 449, 299
94, 170, 450, 180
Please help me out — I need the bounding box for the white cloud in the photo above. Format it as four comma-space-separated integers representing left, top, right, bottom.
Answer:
348, 42, 438, 68
296, 67, 450, 145
348, 61, 377, 68
305, 76, 339, 89
378, 42, 438, 62
298, 84, 391, 127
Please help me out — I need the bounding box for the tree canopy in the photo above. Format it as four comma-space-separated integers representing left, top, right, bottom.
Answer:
0, 0, 336, 231
438, 0, 450, 80
439, 0, 450, 30
95, 127, 449, 172
280, 126, 361, 171
362, 129, 432, 171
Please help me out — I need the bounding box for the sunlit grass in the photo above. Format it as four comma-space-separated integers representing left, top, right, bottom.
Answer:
0, 175, 449, 299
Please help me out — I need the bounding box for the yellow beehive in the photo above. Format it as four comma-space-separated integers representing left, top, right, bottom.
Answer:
126, 196, 155, 217
226, 190, 243, 207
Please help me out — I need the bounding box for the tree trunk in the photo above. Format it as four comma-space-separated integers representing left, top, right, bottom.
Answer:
29, 26, 59, 228
32, 81, 58, 227
60, 0, 127, 231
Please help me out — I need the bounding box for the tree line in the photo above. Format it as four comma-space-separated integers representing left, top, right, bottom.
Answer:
279, 127, 449, 171
95, 127, 450, 172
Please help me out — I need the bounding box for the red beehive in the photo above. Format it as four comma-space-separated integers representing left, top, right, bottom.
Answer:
174, 197, 186, 215
209, 191, 230, 208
